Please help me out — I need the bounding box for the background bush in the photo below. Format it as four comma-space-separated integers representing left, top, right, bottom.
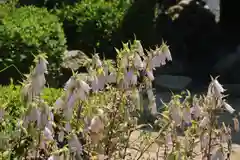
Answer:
54, 0, 131, 58
0, 6, 66, 86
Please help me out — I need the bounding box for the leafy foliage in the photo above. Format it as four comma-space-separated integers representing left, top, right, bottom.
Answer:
0, 6, 66, 86
55, 0, 131, 57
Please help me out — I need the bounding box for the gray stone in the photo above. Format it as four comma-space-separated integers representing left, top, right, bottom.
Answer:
154, 75, 192, 90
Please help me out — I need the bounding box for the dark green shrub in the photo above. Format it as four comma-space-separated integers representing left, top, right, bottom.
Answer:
0, 6, 66, 86
55, 0, 131, 58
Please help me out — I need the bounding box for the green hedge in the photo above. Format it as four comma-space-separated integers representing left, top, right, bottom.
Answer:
0, 6, 66, 85
55, 0, 131, 57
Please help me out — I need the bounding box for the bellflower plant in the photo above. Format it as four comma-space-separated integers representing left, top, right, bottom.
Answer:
0, 40, 239, 160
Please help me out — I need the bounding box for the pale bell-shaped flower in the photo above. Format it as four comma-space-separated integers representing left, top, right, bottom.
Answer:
68, 134, 83, 156
147, 89, 154, 101
136, 40, 144, 56
223, 102, 235, 114
64, 77, 76, 91
213, 79, 225, 93
211, 148, 224, 160
58, 131, 65, 142
97, 74, 106, 90
44, 127, 53, 141
21, 83, 33, 102
149, 100, 157, 115
90, 132, 103, 144
162, 45, 172, 61
146, 70, 154, 81
91, 76, 100, 92
165, 133, 172, 146
121, 55, 129, 68
220, 132, 231, 143
46, 112, 54, 132
191, 105, 201, 118
79, 80, 91, 94
63, 107, 73, 121
107, 73, 116, 83
182, 107, 191, 124
48, 155, 60, 160
67, 94, 76, 108
39, 112, 48, 129
200, 116, 210, 128
170, 105, 181, 126
200, 133, 209, 150
32, 74, 46, 95
89, 116, 104, 133
77, 89, 87, 101
97, 154, 108, 160
55, 98, 65, 109
152, 55, 161, 68
34, 57, 48, 75
29, 107, 41, 122
134, 54, 143, 69
65, 122, 72, 133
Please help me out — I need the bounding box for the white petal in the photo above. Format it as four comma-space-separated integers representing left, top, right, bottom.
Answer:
146, 70, 154, 81
223, 102, 235, 114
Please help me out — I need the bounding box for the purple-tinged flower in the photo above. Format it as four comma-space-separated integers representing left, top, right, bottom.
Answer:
191, 105, 201, 119
68, 134, 83, 156
79, 80, 91, 94
65, 122, 72, 133
67, 94, 76, 108
44, 127, 53, 141
34, 57, 48, 75
169, 105, 181, 126
146, 70, 154, 81
63, 107, 73, 121
182, 107, 191, 123
211, 148, 224, 160
97, 75, 106, 90
55, 98, 65, 109
91, 76, 100, 92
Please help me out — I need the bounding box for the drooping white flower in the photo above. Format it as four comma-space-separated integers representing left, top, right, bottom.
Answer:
146, 70, 154, 81
44, 127, 53, 141
169, 105, 181, 126
63, 107, 73, 121
67, 94, 76, 108
200, 116, 210, 128
162, 45, 172, 61
134, 54, 143, 69
58, 131, 65, 142
68, 134, 83, 156
147, 89, 154, 100
34, 57, 48, 75
165, 133, 172, 146
89, 116, 104, 133
97, 74, 106, 90
200, 133, 209, 150
55, 98, 65, 109
149, 101, 157, 115
107, 72, 116, 83
211, 148, 224, 160
182, 107, 191, 123
31, 74, 46, 95
223, 102, 235, 114
91, 76, 100, 92
65, 122, 72, 133
64, 77, 76, 91
136, 40, 144, 56
48, 155, 61, 160
191, 104, 201, 118
79, 80, 91, 94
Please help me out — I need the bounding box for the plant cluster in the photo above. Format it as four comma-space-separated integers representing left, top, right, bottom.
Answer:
0, 40, 239, 160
